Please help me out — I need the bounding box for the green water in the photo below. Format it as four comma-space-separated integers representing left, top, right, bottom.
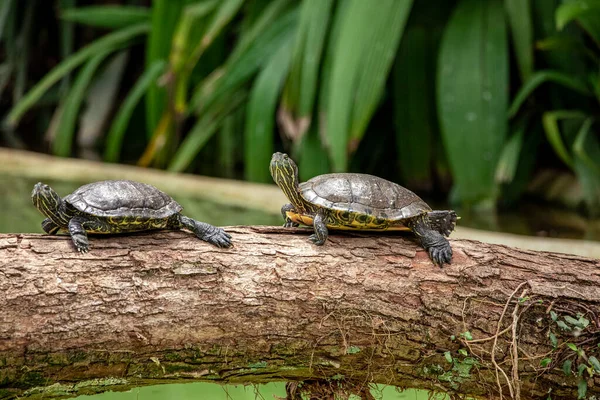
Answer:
0, 176, 442, 399
74, 383, 446, 399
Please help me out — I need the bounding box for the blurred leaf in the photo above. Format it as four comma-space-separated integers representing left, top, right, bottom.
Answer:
536, 36, 599, 64
578, 378, 587, 399
540, 358, 552, 367
505, 0, 534, 81
541, 110, 586, 168
52, 50, 112, 157
573, 118, 600, 174
170, 0, 219, 113
0, 0, 14, 41
394, 26, 437, 187
573, 118, 600, 216
105, 60, 166, 162
190, 7, 299, 114
189, 0, 244, 68
549, 332, 558, 348
508, 70, 592, 117
349, 0, 413, 151
59, 0, 75, 94
145, 0, 184, 138
61, 6, 150, 29
168, 91, 248, 172
280, 0, 333, 141
229, 0, 292, 65
500, 119, 541, 205
296, 124, 331, 181
244, 38, 294, 183
496, 119, 525, 184
556, 0, 600, 56
78, 51, 129, 155
589, 356, 600, 372
326, 0, 413, 171
563, 359, 573, 375
437, 0, 508, 207
6, 23, 149, 127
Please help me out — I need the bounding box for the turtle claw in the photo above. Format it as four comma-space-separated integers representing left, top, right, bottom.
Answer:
72, 236, 89, 254
283, 220, 299, 228
428, 245, 452, 267
308, 234, 325, 246
205, 228, 232, 248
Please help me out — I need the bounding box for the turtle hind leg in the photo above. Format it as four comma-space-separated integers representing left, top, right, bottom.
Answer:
281, 203, 300, 227
172, 214, 232, 248
427, 210, 458, 237
409, 216, 452, 266
309, 212, 328, 245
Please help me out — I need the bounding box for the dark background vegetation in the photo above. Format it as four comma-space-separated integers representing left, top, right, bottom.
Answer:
1, 0, 599, 217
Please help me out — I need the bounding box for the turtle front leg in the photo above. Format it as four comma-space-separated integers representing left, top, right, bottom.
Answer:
42, 218, 60, 234
281, 203, 300, 228
409, 216, 452, 266
309, 212, 328, 245
68, 216, 90, 253
173, 214, 232, 248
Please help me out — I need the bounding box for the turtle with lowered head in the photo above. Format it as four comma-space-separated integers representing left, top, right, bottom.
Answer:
270, 152, 457, 266
31, 180, 232, 253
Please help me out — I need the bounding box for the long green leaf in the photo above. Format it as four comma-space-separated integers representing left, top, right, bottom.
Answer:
541, 110, 586, 168
61, 6, 149, 29
59, 0, 75, 95
187, 0, 292, 114
437, 0, 509, 206
573, 117, 600, 175
504, 0, 534, 82
187, 0, 244, 71
508, 70, 592, 117
168, 92, 248, 172
0, 0, 13, 42
350, 0, 412, 150
556, 0, 600, 31
145, 0, 184, 138
326, 0, 374, 171
189, 7, 299, 114
280, 0, 333, 141
52, 51, 112, 157
5, 23, 149, 127
244, 36, 294, 183
229, 0, 292, 65
297, 125, 331, 181
495, 119, 526, 184
559, 0, 600, 47
393, 26, 435, 187
104, 60, 166, 162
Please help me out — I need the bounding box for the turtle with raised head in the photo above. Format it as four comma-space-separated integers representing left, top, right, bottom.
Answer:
31, 180, 232, 253
269, 152, 457, 266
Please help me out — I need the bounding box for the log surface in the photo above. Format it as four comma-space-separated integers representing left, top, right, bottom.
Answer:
0, 227, 599, 399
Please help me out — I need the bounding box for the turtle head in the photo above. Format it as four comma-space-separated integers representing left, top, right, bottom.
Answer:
31, 182, 63, 219
270, 152, 306, 208
270, 152, 299, 189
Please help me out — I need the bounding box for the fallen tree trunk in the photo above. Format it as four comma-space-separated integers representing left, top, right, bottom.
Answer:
0, 227, 599, 400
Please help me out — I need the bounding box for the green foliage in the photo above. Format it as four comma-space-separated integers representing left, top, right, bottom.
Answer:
2, 0, 599, 216
437, 0, 508, 208
61, 6, 149, 29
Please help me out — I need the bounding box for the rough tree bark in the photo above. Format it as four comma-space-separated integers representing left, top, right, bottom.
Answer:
0, 227, 599, 400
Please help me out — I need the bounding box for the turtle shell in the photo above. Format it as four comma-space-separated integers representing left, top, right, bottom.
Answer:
299, 173, 431, 221
64, 180, 182, 219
